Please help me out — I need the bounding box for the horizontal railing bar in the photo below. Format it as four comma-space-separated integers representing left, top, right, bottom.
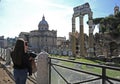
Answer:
73, 77, 101, 84
3, 64, 15, 82
51, 63, 102, 77
106, 78, 114, 84
27, 76, 37, 84
50, 57, 120, 71
106, 76, 120, 82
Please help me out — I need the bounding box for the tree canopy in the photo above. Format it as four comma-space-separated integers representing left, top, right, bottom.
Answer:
93, 12, 120, 37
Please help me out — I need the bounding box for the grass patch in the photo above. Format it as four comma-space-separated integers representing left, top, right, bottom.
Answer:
49, 55, 120, 78
106, 69, 120, 79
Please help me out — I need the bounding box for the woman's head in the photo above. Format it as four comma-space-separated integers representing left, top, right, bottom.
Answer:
14, 38, 25, 53
13, 38, 28, 55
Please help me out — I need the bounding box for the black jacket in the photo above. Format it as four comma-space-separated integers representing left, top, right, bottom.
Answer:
11, 52, 32, 76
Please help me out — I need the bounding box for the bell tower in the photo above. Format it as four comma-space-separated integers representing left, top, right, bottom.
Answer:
114, 5, 119, 15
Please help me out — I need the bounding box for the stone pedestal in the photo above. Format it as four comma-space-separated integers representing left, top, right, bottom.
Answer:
37, 51, 49, 84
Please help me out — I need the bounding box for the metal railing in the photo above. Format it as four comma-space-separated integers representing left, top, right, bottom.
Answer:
49, 57, 120, 84
1, 48, 120, 84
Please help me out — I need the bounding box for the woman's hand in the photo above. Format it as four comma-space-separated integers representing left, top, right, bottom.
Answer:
29, 57, 34, 61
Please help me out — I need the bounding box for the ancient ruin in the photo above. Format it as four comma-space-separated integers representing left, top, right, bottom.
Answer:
71, 3, 94, 57
71, 3, 120, 58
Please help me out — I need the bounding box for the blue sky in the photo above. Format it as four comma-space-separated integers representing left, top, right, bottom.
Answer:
0, 0, 120, 39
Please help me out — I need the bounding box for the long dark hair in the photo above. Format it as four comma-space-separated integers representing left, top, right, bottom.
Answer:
11, 38, 25, 65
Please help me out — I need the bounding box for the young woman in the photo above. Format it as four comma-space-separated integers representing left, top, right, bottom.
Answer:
11, 38, 32, 84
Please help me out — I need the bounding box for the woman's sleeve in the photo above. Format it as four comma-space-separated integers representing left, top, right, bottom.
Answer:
24, 53, 32, 76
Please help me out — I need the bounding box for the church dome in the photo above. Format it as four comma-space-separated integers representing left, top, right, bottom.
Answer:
38, 16, 49, 31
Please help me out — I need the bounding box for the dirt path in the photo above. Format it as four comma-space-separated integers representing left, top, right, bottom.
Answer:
0, 57, 36, 84
0, 64, 15, 84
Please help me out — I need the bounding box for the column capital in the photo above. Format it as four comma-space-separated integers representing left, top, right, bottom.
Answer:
73, 14, 77, 18
80, 14, 83, 18
72, 16, 75, 20
88, 11, 93, 19
88, 20, 93, 26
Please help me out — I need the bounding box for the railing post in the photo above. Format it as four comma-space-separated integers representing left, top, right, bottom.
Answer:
3, 48, 5, 60
0, 48, 2, 58
102, 67, 106, 84
1, 48, 3, 59
36, 51, 49, 84
48, 57, 51, 84
5, 48, 11, 65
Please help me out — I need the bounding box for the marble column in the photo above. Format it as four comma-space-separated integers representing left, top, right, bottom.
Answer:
79, 15, 85, 57
88, 12, 94, 57
71, 16, 76, 56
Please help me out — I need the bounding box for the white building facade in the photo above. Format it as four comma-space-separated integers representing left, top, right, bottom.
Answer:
19, 16, 57, 53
